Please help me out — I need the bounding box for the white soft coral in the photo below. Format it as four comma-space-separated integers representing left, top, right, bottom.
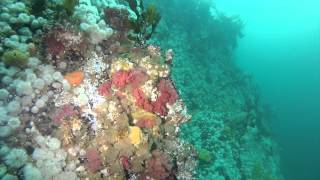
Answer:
74, 0, 113, 44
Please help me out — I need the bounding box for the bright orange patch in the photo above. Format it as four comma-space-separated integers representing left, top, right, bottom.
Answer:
64, 71, 84, 87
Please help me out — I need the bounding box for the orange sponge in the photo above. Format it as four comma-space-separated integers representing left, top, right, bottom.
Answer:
64, 71, 84, 87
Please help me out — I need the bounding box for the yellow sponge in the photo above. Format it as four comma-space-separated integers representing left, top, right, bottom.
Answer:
128, 126, 143, 146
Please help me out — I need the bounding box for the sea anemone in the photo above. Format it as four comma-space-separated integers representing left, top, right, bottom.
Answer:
2, 49, 29, 68
4, 148, 28, 168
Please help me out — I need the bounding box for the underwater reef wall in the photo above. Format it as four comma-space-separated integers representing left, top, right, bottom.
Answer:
0, 0, 282, 179
148, 0, 283, 179
0, 0, 197, 179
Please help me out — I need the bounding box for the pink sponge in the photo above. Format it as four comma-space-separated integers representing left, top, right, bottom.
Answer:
133, 79, 179, 116
144, 150, 173, 180
112, 69, 148, 89
133, 88, 153, 112
85, 148, 103, 173
127, 69, 148, 88
157, 79, 179, 105
112, 70, 130, 89
97, 80, 112, 97
152, 79, 178, 116
52, 104, 77, 125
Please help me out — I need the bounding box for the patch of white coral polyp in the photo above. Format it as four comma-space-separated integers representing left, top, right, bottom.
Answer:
0, 57, 68, 137
73, 0, 134, 44
26, 123, 79, 180
0, 0, 47, 53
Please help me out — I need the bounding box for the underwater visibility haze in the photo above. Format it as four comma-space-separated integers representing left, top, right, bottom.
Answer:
215, 0, 320, 179
0, 0, 318, 179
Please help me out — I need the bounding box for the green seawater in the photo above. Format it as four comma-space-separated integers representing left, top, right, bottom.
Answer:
150, 0, 320, 179
215, 1, 320, 179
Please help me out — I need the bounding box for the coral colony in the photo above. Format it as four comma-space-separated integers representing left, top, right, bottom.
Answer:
0, 0, 195, 179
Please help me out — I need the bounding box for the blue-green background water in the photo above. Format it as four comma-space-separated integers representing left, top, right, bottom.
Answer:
215, 0, 320, 179
149, 0, 320, 178
149, 0, 282, 178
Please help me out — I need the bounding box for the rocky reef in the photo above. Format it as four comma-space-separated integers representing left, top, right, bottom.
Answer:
149, 0, 283, 179
0, 0, 196, 179
0, 0, 282, 180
